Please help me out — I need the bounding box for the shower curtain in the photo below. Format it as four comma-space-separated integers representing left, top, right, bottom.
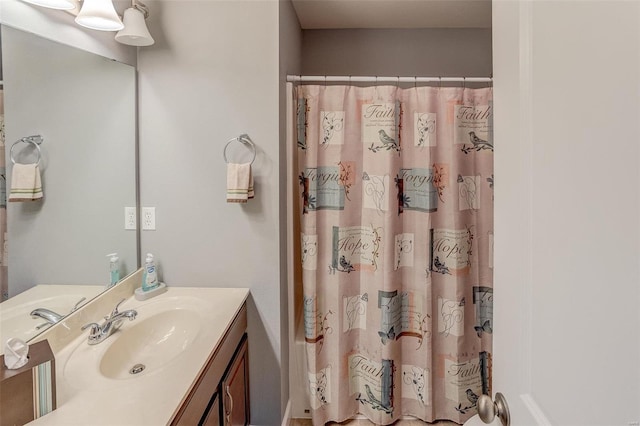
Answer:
294, 84, 493, 425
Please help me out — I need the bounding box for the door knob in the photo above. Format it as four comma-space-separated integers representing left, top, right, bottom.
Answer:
477, 392, 510, 426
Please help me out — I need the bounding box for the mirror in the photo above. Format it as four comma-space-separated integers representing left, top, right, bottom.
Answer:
0, 25, 138, 345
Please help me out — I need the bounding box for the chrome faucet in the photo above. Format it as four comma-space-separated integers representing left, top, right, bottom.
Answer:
31, 297, 88, 330
82, 299, 137, 345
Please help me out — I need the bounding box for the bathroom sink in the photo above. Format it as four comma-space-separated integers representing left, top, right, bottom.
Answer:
30, 287, 250, 425
62, 295, 208, 391
99, 309, 200, 380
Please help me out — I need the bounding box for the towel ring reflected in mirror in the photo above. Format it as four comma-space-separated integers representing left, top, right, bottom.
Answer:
223, 134, 256, 165
10, 135, 43, 165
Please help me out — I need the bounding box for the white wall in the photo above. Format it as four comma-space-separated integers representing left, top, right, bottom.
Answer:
0, 0, 136, 65
301, 28, 492, 77
137, 1, 285, 424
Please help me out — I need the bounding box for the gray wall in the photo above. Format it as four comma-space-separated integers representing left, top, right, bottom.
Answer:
302, 28, 492, 77
138, 1, 286, 424
279, 0, 302, 419
3, 26, 137, 296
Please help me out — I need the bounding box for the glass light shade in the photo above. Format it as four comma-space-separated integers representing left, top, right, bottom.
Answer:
115, 8, 154, 46
21, 0, 75, 10
75, 0, 124, 31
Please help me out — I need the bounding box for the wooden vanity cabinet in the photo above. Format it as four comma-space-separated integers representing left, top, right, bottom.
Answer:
170, 304, 249, 426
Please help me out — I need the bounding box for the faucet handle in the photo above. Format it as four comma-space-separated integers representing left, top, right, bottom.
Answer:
82, 322, 100, 334
110, 298, 127, 317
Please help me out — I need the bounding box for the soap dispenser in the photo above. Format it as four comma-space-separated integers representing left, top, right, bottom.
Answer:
142, 253, 158, 291
106, 253, 120, 288
135, 252, 167, 301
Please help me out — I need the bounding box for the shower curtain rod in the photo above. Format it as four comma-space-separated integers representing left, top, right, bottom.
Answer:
286, 75, 492, 83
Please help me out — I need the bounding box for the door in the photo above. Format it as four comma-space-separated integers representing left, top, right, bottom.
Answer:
222, 337, 249, 426
491, 1, 640, 425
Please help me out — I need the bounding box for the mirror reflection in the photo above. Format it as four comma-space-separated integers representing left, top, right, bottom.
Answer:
0, 25, 138, 347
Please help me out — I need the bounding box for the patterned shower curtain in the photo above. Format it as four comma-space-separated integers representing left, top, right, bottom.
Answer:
295, 84, 493, 425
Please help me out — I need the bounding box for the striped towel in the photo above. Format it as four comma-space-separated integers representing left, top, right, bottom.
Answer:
226, 163, 254, 203
9, 163, 43, 202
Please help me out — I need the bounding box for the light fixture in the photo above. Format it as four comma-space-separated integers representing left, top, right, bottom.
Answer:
75, 0, 124, 31
21, 0, 155, 47
115, 0, 154, 46
21, 0, 75, 10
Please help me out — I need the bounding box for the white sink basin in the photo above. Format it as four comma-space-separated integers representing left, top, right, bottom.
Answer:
62, 295, 208, 391
99, 309, 201, 380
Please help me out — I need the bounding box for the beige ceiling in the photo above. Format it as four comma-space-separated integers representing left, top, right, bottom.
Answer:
291, 0, 492, 29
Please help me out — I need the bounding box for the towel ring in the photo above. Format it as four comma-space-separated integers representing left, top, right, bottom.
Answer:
10, 135, 43, 165
223, 134, 256, 165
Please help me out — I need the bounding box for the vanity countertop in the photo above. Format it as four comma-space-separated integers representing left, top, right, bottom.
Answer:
29, 287, 249, 425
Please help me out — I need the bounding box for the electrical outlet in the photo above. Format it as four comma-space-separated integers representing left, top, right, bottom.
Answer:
142, 207, 156, 230
124, 207, 136, 230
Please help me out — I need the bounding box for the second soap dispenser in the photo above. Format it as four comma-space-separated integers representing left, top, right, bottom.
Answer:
135, 252, 167, 301
142, 253, 158, 291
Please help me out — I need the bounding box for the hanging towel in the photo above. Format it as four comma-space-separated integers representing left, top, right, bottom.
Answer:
226, 162, 254, 203
9, 163, 43, 202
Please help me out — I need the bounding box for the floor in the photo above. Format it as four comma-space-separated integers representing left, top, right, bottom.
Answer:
290, 419, 458, 426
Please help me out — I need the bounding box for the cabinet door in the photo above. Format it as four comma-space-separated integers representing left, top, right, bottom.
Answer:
222, 337, 248, 426
201, 393, 221, 426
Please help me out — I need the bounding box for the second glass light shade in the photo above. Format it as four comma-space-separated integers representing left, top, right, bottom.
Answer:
75, 0, 124, 31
